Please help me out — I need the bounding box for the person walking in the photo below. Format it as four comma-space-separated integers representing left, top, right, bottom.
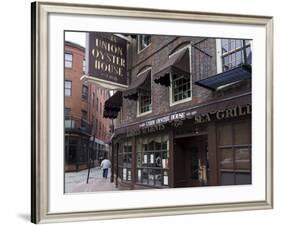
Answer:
100, 158, 111, 179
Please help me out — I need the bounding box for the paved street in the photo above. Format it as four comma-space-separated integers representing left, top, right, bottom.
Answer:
65, 167, 118, 193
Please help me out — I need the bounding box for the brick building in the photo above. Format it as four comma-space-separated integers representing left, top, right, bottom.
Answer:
104, 35, 252, 189
64, 41, 112, 172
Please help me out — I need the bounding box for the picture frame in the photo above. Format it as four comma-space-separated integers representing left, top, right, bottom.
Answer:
31, 1, 273, 224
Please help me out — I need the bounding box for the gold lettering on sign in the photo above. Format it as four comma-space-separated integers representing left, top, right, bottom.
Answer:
91, 36, 126, 78
195, 104, 251, 123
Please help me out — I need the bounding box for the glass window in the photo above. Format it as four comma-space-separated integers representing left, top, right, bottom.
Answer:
136, 135, 169, 187
96, 98, 99, 112
171, 73, 191, 103
64, 108, 71, 117
65, 80, 72, 96
81, 110, 87, 120
65, 137, 78, 164
221, 39, 251, 71
83, 59, 86, 72
82, 85, 88, 100
118, 139, 132, 182
65, 53, 72, 68
138, 35, 151, 52
139, 95, 152, 114
219, 121, 251, 185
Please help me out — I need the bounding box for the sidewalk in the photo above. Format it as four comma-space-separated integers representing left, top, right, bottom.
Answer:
65, 167, 118, 193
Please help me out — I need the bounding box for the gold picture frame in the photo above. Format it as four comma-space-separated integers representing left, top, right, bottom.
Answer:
31, 1, 273, 223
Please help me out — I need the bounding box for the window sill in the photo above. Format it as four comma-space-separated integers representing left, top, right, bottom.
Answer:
170, 97, 192, 107
137, 110, 152, 117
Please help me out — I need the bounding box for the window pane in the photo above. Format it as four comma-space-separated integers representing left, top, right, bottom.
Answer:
142, 169, 148, 184
148, 169, 154, 185
65, 53, 72, 68
235, 173, 251, 185
235, 148, 251, 170
221, 172, 235, 185
220, 148, 233, 170
172, 74, 191, 103
217, 123, 232, 146
234, 121, 250, 145
65, 81, 72, 96
154, 169, 162, 186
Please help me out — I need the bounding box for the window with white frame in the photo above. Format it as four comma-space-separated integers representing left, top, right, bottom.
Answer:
170, 73, 191, 103
139, 95, 152, 114
138, 35, 151, 52
82, 59, 86, 72
65, 80, 72, 96
64, 53, 73, 68
221, 39, 251, 72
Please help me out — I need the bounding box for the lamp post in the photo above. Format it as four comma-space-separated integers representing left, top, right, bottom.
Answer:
86, 135, 94, 184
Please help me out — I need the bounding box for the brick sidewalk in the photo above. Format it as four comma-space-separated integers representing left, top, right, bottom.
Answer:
65, 167, 118, 193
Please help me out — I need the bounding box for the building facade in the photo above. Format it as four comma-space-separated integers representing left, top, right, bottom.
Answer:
64, 41, 112, 172
106, 35, 252, 189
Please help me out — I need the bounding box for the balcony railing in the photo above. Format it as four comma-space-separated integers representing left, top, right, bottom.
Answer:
65, 115, 91, 134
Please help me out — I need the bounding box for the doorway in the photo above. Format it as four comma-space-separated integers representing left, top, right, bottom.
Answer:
173, 135, 208, 188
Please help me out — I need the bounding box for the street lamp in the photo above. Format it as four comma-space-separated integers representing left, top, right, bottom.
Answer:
86, 135, 94, 184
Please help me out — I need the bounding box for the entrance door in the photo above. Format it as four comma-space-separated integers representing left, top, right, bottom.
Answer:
173, 135, 208, 188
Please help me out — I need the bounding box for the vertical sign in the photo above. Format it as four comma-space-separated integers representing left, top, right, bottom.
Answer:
86, 32, 127, 88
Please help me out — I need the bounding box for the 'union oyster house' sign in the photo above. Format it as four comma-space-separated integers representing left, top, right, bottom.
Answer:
124, 104, 251, 137
84, 32, 128, 89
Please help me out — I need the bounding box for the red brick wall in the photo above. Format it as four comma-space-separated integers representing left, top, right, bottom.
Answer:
64, 42, 111, 143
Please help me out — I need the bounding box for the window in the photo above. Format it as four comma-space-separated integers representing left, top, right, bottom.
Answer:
82, 59, 86, 72
221, 39, 251, 72
100, 102, 102, 115
82, 85, 88, 100
65, 53, 72, 68
218, 121, 251, 185
64, 108, 71, 117
65, 137, 78, 164
138, 35, 151, 52
92, 92, 95, 107
170, 73, 191, 103
96, 98, 99, 112
64, 108, 75, 129
95, 119, 98, 133
118, 139, 132, 181
136, 135, 169, 187
138, 95, 152, 114
65, 80, 72, 96
81, 110, 87, 120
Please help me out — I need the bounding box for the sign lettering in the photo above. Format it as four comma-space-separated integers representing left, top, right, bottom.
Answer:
86, 32, 127, 86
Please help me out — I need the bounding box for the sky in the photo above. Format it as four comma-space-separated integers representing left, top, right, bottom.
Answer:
65, 31, 86, 47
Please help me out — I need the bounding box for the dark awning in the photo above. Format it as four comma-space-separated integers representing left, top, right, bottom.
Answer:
154, 48, 190, 87
103, 91, 123, 119
195, 64, 251, 91
123, 70, 151, 100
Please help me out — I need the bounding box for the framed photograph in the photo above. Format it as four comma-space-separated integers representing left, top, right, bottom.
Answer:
31, 1, 273, 224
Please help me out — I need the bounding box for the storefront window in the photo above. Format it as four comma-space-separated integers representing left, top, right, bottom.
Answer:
218, 120, 251, 185
65, 136, 78, 164
118, 139, 132, 181
136, 135, 169, 187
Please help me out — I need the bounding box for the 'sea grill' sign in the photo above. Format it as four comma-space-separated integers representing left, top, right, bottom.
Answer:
86, 32, 127, 88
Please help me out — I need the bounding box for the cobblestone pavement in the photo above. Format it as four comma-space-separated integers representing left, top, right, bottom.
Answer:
65, 167, 118, 193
